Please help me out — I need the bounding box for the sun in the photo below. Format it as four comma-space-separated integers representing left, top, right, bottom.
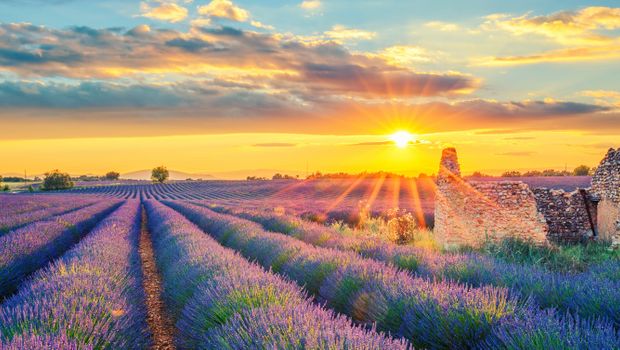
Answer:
389, 130, 415, 148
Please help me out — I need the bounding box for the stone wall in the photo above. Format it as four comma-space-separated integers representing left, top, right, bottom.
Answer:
533, 188, 597, 244
435, 148, 548, 247
591, 148, 620, 246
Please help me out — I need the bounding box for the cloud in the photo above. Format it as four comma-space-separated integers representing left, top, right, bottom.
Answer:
0, 23, 477, 98
474, 45, 620, 66
350, 141, 393, 146
581, 90, 620, 107
425, 21, 460, 32
252, 143, 297, 147
483, 7, 620, 45
299, 0, 321, 10
372, 45, 439, 66
198, 0, 249, 22
477, 7, 620, 65
140, 1, 189, 23
504, 136, 536, 140
496, 151, 535, 156
324, 25, 376, 42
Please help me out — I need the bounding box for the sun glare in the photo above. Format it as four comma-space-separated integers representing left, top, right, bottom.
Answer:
390, 131, 415, 148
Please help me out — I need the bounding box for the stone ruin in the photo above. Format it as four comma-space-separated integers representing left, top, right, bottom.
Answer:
434, 147, 620, 247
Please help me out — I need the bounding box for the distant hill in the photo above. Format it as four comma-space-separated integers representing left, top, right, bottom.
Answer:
121, 169, 216, 181
209, 169, 304, 180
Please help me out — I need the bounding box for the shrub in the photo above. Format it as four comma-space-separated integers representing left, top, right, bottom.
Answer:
151, 166, 169, 183
41, 170, 74, 191
104, 171, 120, 180
387, 209, 417, 244
573, 165, 591, 176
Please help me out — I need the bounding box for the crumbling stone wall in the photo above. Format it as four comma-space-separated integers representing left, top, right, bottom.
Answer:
592, 148, 620, 246
533, 188, 597, 244
435, 148, 548, 247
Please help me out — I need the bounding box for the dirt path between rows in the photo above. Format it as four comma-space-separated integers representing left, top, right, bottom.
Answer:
139, 205, 177, 350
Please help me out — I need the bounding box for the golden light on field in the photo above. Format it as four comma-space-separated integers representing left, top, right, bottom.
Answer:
390, 131, 415, 148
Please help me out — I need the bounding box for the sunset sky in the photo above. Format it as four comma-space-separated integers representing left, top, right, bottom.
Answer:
1, 0, 619, 177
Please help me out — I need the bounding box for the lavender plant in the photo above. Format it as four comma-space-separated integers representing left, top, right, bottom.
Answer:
0, 201, 150, 349
0, 200, 121, 298
210, 204, 620, 326
145, 200, 408, 350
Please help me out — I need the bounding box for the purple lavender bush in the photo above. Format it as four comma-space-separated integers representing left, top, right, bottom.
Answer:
166, 200, 620, 349
210, 205, 620, 327
145, 200, 408, 350
0, 200, 121, 298
0, 195, 98, 234
0, 201, 150, 349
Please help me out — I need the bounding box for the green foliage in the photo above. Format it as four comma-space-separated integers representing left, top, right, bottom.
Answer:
41, 170, 74, 191
28, 185, 35, 193
479, 236, 619, 272
573, 165, 590, 176
104, 171, 120, 180
2, 185, 9, 192
151, 166, 169, 183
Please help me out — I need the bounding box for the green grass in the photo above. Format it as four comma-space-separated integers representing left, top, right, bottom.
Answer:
475, 236, 619, 273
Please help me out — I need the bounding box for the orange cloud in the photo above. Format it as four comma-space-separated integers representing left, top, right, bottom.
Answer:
475, 45, 620, 66
0, 24, 476, 99
198, 0, 249, 22
483, 6, 620, 45
476, 7, 620, 65
140, 1, 188, 23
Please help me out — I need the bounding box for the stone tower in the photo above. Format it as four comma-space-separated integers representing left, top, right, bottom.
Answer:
592, 148, 620, 246
434, 147, 548, 247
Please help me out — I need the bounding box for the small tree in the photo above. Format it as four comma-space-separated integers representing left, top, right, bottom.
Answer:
105, 171, 120, 180
573, 165, 590, 176
42, 170, 74, 191
151, 166, 169, 183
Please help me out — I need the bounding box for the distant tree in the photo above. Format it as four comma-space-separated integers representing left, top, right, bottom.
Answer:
28, 185, 35, 193
470, 171, 491, 178
573, 165, 591, 176
105, 171, 120, 180
0, 175, 2, 186
523, 170, 542, 177
2, 185, 9, 192
151, 166, 169, 183
501, 171, 522, 177
34, 176, 41, 182
42, 170, 74, 191
247, 176, 268, 181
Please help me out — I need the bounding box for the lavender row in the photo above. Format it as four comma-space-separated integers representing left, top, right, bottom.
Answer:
0, 200, 150, 349
167, 201, 619, 350
0, 196, 99, 234
212, 204, 620, 326
145, 200, 408, 349
0, 200, 121, 298
0, 194, 79, 215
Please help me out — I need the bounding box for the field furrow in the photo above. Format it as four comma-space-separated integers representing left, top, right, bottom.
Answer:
138, 204, 176, 350
145, 200, 409, 349
0, 200, 122, 298
211, 204, 620, 326
165, 200, 620, 350
0, 200, 151, 349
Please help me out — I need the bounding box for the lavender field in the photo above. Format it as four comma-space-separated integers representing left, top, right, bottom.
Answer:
0, 177, 618, 349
